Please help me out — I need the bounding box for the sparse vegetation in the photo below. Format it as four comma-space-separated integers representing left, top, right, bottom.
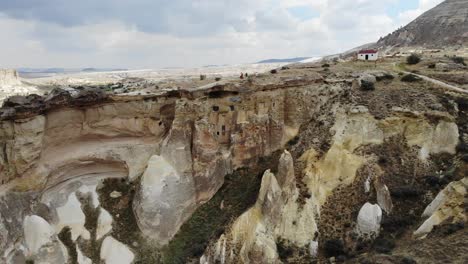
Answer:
376, 73, 395, 81
200, 74, 206, 80
407, 54, 421, 65
322, 63, 330, 68
58, 227, 78, 264
401, 74, 422, 82
360, 80, 375, 91
390, 186, 422, 199
276, 239, 294, 261
161, 151, 281, 263
323, 239, 345, 258
373, 237, 395, 253
450, 56, 466, 66
215, 77, 221, 81
287, 135, 300, 146
428, 63, 436, 69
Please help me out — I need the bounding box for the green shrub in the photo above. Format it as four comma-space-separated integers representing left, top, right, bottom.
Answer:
401, 74, 422, 82
451, 56, 466, 66
322, 63, 330, 68
373, 237, 395, 253
376, 73, 395, 81
324, 239, 345, 257
276, 239, 294, 261
360, 80, 375, 91
407, 54, 421, 65
287, 136, 300, 146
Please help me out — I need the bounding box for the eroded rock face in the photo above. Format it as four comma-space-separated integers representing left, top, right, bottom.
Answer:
414, 177, 467, 238
23, 215, 68, 264
202, 151, 318, 263
0, 66, 465, 263
134, 155, 196, 246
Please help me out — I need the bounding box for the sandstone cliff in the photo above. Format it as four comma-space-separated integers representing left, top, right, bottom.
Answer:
0, 62, 466, 263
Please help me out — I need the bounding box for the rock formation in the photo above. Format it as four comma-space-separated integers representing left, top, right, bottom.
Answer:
0, 69, 39, 103
0, 61, 466, 263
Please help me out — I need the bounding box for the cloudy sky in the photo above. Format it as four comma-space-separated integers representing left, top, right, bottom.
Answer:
0, 0, 444, 69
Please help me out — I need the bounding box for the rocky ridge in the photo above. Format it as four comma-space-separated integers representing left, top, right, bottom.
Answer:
377, 0, 468, 48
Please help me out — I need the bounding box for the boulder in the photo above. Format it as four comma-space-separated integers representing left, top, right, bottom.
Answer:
358, 74, 377, 86
356, 203, 382, 238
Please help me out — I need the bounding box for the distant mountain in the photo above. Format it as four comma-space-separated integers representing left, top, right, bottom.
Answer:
257, 57, 311, 64
82, 68, 128, 72
377, 0, 468, 48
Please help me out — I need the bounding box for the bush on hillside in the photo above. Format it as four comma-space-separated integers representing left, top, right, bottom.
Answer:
376, 73, 395, 81
451, 56, 466, 66
407, 54, 421, 65
401, 74, 422, 82
360, 80, 375, 91
323, 239, 345, 257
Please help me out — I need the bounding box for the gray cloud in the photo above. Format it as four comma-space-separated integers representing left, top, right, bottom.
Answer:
0, 0, 443, 68
0, 0, 274, 36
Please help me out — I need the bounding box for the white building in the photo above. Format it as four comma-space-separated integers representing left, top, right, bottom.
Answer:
358, 49, 378, 61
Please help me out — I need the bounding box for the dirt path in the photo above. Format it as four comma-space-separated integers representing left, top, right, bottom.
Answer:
393, 63, 468, 95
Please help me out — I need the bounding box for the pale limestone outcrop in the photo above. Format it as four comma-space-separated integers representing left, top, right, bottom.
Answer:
23, 215, 68, 264
356, 203, 382, 238
23, 215, 55, 255
0, 69, 39, 102
134, 154, 196, 246
100, 236, 135, 264
55, 192, 90, 241
414, 177, 467, 238
0, 69, 21, 87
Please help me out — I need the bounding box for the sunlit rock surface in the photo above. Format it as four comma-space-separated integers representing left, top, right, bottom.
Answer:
100, 236, 135, 264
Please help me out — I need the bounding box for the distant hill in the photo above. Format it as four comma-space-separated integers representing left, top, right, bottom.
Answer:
257, 57, 311, 64
377, 0, 468, 48
82, 68, 128, 72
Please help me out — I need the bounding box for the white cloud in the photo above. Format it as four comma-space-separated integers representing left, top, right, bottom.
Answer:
0, 0, 446, 68
398, 0, 444, 26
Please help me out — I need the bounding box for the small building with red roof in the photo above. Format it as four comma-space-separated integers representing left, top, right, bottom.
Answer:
358, 49, 378, 61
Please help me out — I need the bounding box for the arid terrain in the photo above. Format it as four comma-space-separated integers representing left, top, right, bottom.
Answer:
0, 49, 467, 263
0, 0, 467, 263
